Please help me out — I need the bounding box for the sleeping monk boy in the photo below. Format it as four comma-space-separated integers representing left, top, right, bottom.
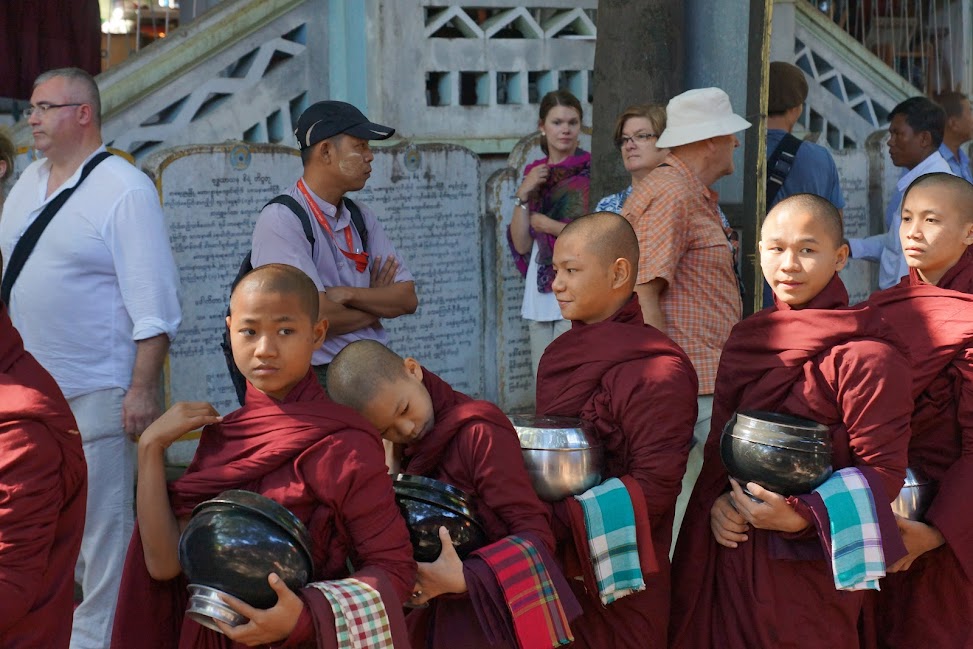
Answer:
866, 173, 973, 648
110, 264, 416, 649
0, 297, 86, 649
669, 193, 914, 649
534, 211, 699, 648
327, 339, 579, 649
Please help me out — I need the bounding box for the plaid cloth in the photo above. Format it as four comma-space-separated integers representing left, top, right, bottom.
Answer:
475, 535, 574, 649
309, 578, 394, 649
813, 467, 887, 591
574, 477, 646, 605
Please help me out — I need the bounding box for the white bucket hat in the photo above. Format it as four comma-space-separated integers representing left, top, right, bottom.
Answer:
656, 87, 752, 148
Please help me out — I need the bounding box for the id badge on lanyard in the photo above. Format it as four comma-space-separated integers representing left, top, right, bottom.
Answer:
297, 180, 369, 273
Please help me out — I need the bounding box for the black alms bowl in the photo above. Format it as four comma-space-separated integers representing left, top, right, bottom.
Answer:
178, 490, 313, 613
720, 411, 833, 496
392, 474, 488, 563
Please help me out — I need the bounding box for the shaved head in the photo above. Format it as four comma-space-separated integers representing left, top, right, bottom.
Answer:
903, 173, 973, 223
560, 212, 640, 273
231, 263, 319, 322
328, 340, 408, 411
763, 194, 844, 247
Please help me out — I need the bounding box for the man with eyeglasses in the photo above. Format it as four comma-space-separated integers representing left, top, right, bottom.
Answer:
0, 67, 181, 649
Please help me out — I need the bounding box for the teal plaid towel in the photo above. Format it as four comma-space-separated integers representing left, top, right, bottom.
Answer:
574, 477, 645, 605
813, 467, 886, 591
310, 578, 394, 649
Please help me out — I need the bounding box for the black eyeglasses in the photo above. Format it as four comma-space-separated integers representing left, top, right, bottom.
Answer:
615, 132, 659, 149
22, 103, 84, 118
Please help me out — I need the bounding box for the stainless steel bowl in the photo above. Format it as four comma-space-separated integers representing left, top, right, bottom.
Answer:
891, 467, 938, 521
178, 490, 314, 631
509, 415, 604, 501
720, 411, 833, 496
392, 474, 489, 563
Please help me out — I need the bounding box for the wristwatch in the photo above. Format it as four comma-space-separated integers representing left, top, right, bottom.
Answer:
512, 195, 526, 208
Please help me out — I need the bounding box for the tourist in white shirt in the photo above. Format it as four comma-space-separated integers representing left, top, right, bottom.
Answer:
848, 97, 953, 289
0, 67, 181, 649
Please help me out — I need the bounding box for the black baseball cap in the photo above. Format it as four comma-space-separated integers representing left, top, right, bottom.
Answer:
294, 100, 395, 150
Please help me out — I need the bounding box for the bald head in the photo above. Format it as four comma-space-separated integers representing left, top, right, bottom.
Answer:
328, 340, 407, 411
903, 173, 973, 222
560, 212, 640, 272
763, 194, 843, 247
231, 263, 319, 322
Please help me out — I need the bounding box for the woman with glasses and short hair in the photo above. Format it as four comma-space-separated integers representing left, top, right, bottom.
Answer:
595, 105, 669, 214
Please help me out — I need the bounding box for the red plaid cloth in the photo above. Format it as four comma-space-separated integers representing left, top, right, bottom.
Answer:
475, 536, 574, 649
309, 578, 394, 649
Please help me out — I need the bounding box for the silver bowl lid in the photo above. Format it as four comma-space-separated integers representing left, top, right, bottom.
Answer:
507, 414, 599, 450
902, 467, 935, 488
724, 410, 831, 454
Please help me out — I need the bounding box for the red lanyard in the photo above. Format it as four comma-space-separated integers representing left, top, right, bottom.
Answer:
297, 179, 369, 273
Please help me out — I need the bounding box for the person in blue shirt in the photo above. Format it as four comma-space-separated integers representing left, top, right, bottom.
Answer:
761, 62, 845, 307
934, 91, 973, 184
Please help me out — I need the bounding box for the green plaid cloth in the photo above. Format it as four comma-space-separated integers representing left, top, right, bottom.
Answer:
310, 578, 394, 648
574, 477, 645, 605
813, 467, 886, 591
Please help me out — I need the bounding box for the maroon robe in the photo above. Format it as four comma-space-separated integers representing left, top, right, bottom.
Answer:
868, 249, 973, 649
0, 303, 87, 648
535, 294, 699, 649
669, 275, 913, 649
110, 372, 415, 649
402, 369, 556, 648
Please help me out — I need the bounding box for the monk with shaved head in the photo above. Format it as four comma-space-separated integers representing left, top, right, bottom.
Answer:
328, 339, 575, 649
671, 194, 914, 649
112, 264, 416, 648
534, 212, 699, 648
864, 173, 973, 648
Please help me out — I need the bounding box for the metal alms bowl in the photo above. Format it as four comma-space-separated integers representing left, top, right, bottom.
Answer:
392, 474, 488, 563
509, 414, 604, 502
178, 490, 314, 631
891, 467, 938, 521
719, 411, 833, 496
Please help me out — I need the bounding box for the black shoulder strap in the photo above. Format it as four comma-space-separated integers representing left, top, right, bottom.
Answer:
263, 194, 315, 248
1, 151, 113, 305
766, 133, 803, 207
343, 198, 368, 252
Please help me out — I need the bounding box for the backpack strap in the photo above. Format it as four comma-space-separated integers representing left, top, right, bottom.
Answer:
343, 198, 369, 252
264, 194, 316, 249
766, 133, 803, 207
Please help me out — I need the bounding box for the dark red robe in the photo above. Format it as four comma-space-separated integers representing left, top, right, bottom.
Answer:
401, 369, 557, 648
110, 372, 415, 649
535, 294, 699, 649
669, 275, 913, 649
0, 303, 87, 649
868, 249, 973, 649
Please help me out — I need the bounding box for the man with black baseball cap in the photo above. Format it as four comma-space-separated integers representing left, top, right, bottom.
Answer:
251, 100, 417, 388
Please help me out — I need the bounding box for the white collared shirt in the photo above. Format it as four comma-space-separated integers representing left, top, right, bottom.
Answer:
849, 151, 954, 289
0, 147, 182, 398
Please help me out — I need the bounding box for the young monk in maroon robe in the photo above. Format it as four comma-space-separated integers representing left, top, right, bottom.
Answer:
867, 173, 973, 649
534, 212, 699, 649
0, 299, 87, 649
669, 194, 914, 649
327, 339, 579, 649
110, 264, 416, 649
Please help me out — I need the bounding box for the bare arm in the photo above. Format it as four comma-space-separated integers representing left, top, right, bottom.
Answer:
318, 291, 378, 337
123, 334, 170, 439
634, 278, 668, 332
510, 203, 533, 254
137, 402, 222, 580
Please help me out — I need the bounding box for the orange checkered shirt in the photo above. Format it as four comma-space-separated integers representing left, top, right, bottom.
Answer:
621, 153, 742, 394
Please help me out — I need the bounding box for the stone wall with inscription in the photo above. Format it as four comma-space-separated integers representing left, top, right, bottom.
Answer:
349, 143, 484, 396
830, 143, 876, 304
